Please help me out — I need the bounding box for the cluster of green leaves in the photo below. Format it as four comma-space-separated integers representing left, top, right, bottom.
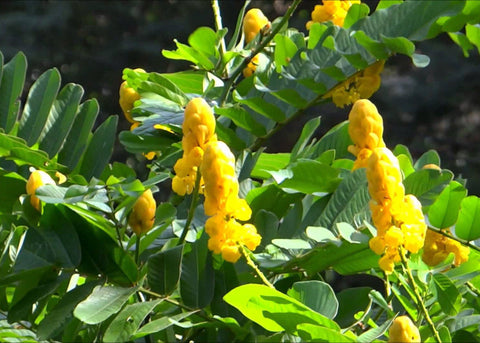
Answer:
2, 0, 480, 342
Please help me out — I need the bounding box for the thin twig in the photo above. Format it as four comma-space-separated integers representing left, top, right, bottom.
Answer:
400, 249, 442, 343
218, 0, 302, 106
239, 244, 274, 288
211, 0, 226, 55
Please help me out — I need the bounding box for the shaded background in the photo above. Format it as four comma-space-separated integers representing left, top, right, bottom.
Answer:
1, 0, 480, 193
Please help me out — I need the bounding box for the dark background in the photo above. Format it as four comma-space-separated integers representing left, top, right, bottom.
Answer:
1, 0, 480, 193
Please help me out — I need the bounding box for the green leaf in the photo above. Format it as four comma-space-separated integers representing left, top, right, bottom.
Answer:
287, 281, 338, 319
37, 280, 101, 340
103, 299, 162, 343
161, 71, 204, 95
0, 52, 27, 133
376, 0, 403, 10
215, 105, 266, 137
305, 226, 340, 245
336, 287, 371, 328
344, 3, 370, 29
297, 323, 356, 342
403, 169, 453, 207
78, 115, 118, 180
357, 316, 394, 343
455, 196, 480, 241
251, 153, 290, 180
223, 284, 340, 334
314, 121, 353, 160
180, 233, 215, 308
448, 32, 474, 57
73, 285, 137, 324
317, 168, 370, 230
188, 27, 218, 58
58, 99, 99, 170
290, 117, 321, 163
274, 34, 298, 73
428, 181, 467, 229
254, 210, 279, 248
275, 160, 341, 195
38, 83, 84, 157
18, 68, 61, 146
141, 73, 188, 106
148, 245, 183, 295
0, 170, 26, 215
233, 91, 285, 123
430, 273, 461, 316
132, 311, 197, 339
466, 24, 480, 55
381, 35, 415, 56
277, 201, 303, 238
414, 149, 441, 170
272, 239, 311, 250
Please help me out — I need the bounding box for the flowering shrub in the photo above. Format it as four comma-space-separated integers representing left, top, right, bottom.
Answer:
1, 1, 480, 342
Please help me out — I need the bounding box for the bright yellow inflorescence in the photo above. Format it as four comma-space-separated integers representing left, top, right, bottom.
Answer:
388, 316, 421, 343
128, 189, 156, 236
243, 8, 271, 44
422, 228, 469, 266
348, 99, 386, 169
201, 141, 261, 263
325, 61, 385, 108
348, 100, 427, 273
306, 0, 361, 29
26, 169, 56, 211
172, 98, 217, 196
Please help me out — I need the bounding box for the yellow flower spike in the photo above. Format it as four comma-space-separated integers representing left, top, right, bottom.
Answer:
26, 169, 56, 211
388, 316, 421, 343
348, 99, 385, 153
128, 189, 156, 236
306, 0, 361, 29
243, 8, 271, 44
422, 228, 470, 266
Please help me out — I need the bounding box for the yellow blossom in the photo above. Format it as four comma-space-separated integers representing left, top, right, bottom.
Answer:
388, 316, 421, 343
201, 141, 261, 263
306, 0, 361, 29
243, 8, 271, 44
128, 189, 156, 236
422, 228, 469, 266
172, 98, 217, 196
325, 61, 385, 108
26, 169, 56, 211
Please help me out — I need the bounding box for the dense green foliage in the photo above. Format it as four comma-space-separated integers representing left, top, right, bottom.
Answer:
1, 1, 480, 342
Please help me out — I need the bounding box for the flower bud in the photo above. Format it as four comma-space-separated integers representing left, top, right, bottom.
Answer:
243, 9, 270, 44
128, 189, 156, 236
388, 316, 420, 343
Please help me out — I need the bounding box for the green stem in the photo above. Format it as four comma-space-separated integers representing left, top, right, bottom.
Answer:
135, 234, 141, 265
211, 0, 226, 55
178, 171, 202, 246
400, 249, 442, 343
427, 226, 480, 253
240, 244, 274, 289
218, 0, 302, 106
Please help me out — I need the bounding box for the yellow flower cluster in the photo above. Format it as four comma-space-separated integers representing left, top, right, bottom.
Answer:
306, 0, 360, 29
325, 61, 384, 108
347, 99, 385, 169
422, 228, 469, 266
172, 98, 217, 196
388, 316, 420, 343
26, 169, 56, 211
243, 8, 271, 44
201, 141, 261, 263
128, 189, 156, 236
348, 100, 427, 273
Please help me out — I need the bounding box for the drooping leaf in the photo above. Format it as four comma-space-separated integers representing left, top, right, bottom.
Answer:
287, 281, 338, 319
224, 284, 340, 334
18, 68, 61, 146
428, 181, 467, 229
455, 196, 480, 241
429, 273, 461, 316
148, 245, 183, 295
73, 285, 138, 324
